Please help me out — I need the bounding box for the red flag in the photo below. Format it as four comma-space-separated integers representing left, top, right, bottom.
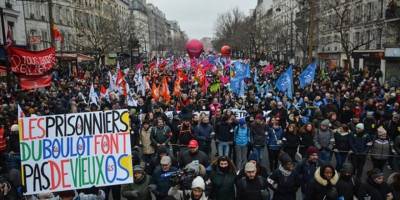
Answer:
161, 77, 171, 102
173, 79, 181, 97
19, 74, 52, 90
52, 25, 63, 42
116, 69, 124, 86
100, 85, 108, 97
201, 77, 209, 94
151, 82, 159, 101
263, 63, 274, 75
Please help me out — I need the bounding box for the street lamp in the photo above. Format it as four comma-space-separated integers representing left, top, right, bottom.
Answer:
276, 1, 294, 64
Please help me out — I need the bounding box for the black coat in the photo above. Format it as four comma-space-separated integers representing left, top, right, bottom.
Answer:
336, 177, 358, 200
305, 168, 339, 200
179, 149, 209, 168
236, 176, 269, 200
358, 178, 393, 200
267, 168, 300, 200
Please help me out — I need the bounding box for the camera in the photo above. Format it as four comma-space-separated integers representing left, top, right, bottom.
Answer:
161, 168, 196, 190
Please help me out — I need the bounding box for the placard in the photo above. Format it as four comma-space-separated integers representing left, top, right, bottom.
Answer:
19, 110, 133, 195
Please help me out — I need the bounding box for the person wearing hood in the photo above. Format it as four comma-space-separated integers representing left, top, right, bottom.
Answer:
333, 124, 351, 170
358, 169, 394, 200
168, 176, 208, 200
314, 119, 334, 162
121, 165, 151, 200
179, 140, 209, 168
305, 164, 339, 200
295, 146, 325, 197
350, 122, 371, 180
234, 118, 250, 168
370, 126, 391, 170
267, 153, 300, 200
209, 156, 236, 200
336, 163, 359, 200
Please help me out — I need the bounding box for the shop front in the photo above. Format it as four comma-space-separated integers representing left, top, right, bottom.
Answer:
352, 50, 384, 74
318, 52, 341, 70
385, 48, 400, 86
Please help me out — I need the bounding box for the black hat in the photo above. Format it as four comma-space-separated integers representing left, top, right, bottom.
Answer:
279, 152, 292, 166
158, 146, 168, 154
340, 162, 354, 174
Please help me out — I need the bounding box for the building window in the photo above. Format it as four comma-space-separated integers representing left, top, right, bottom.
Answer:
42, 30, 48, 48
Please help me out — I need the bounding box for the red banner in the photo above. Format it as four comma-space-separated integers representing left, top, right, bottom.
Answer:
7, 46, 55, 90
7, 46, 56, 76
19, 74, 52, 90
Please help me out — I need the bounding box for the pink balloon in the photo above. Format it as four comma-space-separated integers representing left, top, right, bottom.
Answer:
186, 39, 204, 58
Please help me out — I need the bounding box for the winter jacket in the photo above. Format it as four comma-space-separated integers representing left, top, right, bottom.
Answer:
266, 126, 284, 150
234, 125, 250, 146
140, 128, 155, 155
334, 131, 351, 151
121, 174, 151, 200
179, 149, 209, 168
236, 176, 270, 200
300, 131, 314, 149
305, 167, 339, 200
250, 122, 267, 147
350, 132, 370, 154
370, 138, 391, 160
168, 187, 208, 200
267, 165, 300, 200
209, 169, 236, 200
295, 159, 325, 193
336, 176, 358, 200
357, 177, 393, 200
150, 126, 172, 146
394, 135, 400, 155
151, 166, 178, 198
194, 123, 214, 143
313, 129, 334, 150
215, 121, 234, 142
282, 132, 301, 149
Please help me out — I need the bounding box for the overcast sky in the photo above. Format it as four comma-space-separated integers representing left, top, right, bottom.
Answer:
147, 0, 258, 39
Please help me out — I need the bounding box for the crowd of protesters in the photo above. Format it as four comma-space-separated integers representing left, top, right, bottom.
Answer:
0, 53, 400, 200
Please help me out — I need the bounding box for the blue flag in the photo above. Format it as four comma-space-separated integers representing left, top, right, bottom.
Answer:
275, 66, 293, 99
299, 63, 317, 88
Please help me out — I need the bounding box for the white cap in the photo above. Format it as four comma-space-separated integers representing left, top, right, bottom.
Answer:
191, 176, 205, 190
245, 162, 257, 172
160, 156, 171, 165
10, 124, 18, 132
355, 123, 364, 130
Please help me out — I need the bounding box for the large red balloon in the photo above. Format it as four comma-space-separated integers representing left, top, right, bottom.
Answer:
186, 39, 204, 58
221, 45, 231, 57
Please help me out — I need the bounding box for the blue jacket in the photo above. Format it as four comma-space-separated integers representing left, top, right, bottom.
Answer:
266, 126, 284, 150
234, 125, 250, 146
350, 132, 370, 154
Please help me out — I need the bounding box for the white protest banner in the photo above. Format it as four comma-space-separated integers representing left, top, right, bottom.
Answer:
19, 109, 133, 195
165, 111, 174, 121
231, 109, 248, 119
193, 111, 210, 118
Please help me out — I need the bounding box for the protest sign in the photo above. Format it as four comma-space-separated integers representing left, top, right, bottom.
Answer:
18, 109, 133, 195
231, 109, 248, 119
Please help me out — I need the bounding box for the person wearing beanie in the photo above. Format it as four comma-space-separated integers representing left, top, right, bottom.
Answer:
295, 146, 325, 197
267, 152, 300, 200
306, 164, 339, 200
236, 162, 270, 200
209, 156, 236, 200
234, 118, 250, 168
237, 152, 269, 180
370, 126, 391, 170
168, 176, 208, 200
358, 169, 394, 200
336, 163, 358, 200
350, 122, 370, 180
121, 165, 151, 200
314, 119, 334, 162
